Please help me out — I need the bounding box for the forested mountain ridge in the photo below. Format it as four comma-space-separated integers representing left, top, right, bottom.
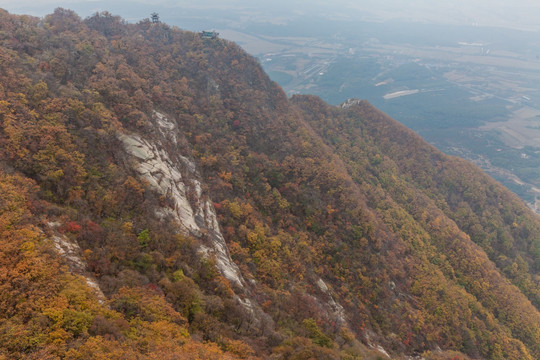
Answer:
0, 8, 538, 360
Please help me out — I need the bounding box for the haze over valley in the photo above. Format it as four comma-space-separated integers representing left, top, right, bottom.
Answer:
246, 20, 540, 211
6, 0, 540, 211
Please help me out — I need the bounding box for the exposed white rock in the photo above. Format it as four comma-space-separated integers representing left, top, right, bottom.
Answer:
317, 277, 347, 326
119, 111, 247, 289
376, 345, 391, 359
48, 222, 105, 302
53, 235, 86, 271
194, 180, 203, 199
119, 133, 200, 234
179, 154, 197, 173
154, 110, 179, 144
198, 243, 244, 288
317, 278, 329, 292
85, 278, 105, 298
154, 111, 175, 131
340, 98, 364, 109
365, 330, 392, 359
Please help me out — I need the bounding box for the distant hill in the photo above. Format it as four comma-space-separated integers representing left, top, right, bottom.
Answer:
0, 8, 538, 359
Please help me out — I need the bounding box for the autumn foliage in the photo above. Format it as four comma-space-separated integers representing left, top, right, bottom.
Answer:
0, 7, 538, 360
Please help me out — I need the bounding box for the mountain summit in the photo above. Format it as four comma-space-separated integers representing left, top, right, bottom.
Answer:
0, 8, 538, 359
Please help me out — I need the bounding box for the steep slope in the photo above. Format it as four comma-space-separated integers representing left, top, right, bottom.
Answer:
0, 8, 538, 360
292, 96, 540, 357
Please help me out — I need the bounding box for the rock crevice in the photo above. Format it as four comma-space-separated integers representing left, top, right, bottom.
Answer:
119, 112, 246, 289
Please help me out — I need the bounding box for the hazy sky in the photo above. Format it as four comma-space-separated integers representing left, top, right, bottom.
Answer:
1, 0, 540, 32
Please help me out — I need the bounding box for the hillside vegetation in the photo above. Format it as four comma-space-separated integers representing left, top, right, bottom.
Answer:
0, 8, 538, 359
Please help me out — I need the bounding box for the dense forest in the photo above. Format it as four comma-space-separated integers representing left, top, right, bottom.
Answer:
0, 8, 538, 359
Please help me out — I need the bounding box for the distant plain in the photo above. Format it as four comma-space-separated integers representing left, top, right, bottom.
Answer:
4, 1, 540, 211
219, 19, 540, 212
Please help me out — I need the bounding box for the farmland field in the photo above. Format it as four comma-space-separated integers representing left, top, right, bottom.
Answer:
219, 20, 540, 210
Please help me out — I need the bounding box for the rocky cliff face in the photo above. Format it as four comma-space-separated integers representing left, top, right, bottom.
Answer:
118, 110, 364, 344
47, 222, 106, 302
119, 111, 262, 314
